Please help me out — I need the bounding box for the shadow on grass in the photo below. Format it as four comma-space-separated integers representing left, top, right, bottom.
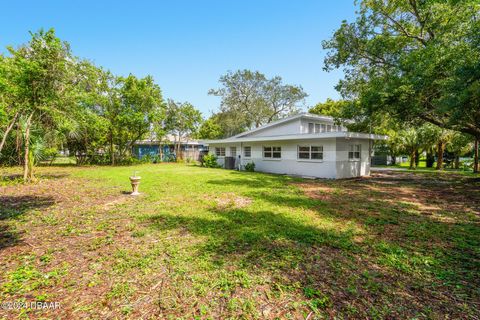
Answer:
0, 195, 55, 250
200, 172, 480, 310
1, 173, 70, 182
145, 207, 356, 257
141, 203, 480, 316
0, 195, 56, 220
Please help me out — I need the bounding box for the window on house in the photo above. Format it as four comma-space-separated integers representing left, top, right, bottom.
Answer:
311, 146, 323, 159
298, 146, 310, 159
314, 123, 320, 133
308, 123, 314, 133
326, 124, 332, 132
321, 124, 326, 132
215, 147, 225, 157
243, 146, 251, 158
298, 145, 323, 160
348, 144, 361, 160
264, 146, 281, 158
230, 147, 236, 157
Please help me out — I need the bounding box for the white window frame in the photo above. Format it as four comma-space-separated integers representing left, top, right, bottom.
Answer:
263, 146, 281, 159
230, 146, 236, 157
297, 145, 324, 162
215, 147, 225, 157
308, 122, 314, 134
314, 123, 321, 133
320, 124, 326, 132
348, 144, 361, 161
243, 146, 251, 158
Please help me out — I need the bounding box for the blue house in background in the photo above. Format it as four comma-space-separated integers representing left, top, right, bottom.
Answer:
132, 135, 206, 161
133, 144, 160, 159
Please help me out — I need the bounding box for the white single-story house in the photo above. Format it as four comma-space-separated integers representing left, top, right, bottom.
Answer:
204, 113, 387, 179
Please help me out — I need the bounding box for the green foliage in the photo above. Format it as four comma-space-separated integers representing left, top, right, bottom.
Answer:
0, 29, 167, 170
102, 73, 165, 164
163, 100, 202, 140
197, 116, 224, 139
309, 98, 348, 118
323, 0, 480, 138
43, 147, 58, 163
244, 162, 255, 172
160, 100, 203, 159
202, 154, 220, 168
209, 69, 306, 131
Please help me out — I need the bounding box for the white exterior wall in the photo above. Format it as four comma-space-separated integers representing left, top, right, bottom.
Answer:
334, 138, 371, 179
208, 138, 372, 179
211, 143, 242, 167
240, 119, 302, 137
209, 139, 338, 179
206, 113, 379, 179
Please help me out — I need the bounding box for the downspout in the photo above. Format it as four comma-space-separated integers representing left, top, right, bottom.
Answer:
369, 121, 372, 171
239, 142, 243, 170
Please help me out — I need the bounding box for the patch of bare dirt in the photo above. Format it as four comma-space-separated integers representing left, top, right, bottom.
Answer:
294, 183, 335, 201
208, 192, 253, 209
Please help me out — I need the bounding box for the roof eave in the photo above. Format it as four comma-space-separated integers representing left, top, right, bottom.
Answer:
203, 132, 388, 144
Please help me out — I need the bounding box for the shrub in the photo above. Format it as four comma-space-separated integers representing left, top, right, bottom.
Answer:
244, 162, 255, 172
43, 147, 58, 165
203, 154, 220, 168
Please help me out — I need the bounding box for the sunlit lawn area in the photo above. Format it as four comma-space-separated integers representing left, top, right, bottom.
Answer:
1, 164, 479, 319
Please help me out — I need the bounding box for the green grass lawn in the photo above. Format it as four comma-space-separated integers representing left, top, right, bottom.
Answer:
1, 164, 479, 319
374, 159, 478, 176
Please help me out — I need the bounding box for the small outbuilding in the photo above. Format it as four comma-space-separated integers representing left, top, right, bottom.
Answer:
204, 113, 387, 179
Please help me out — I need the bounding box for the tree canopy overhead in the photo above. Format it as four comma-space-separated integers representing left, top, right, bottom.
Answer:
323, 0, 480, 138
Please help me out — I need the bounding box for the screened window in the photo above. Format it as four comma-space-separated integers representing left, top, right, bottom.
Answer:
321, 124, 326, 132
243, 146, 251, 158
298, 146, 323, 160
348, 144, 361, 160
298, 146, 310, 159
314, 123, 321, 133
264, 146, 281, 158
215, 147, 225, 157
230, 147, 236, 157
311, 146, 323, 159
326, 124, 332, 132
308, 123, 314, 133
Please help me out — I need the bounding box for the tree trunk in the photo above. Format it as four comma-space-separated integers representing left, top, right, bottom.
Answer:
426, 150, 435, 168
436, 141, 445, 170
16, 124, 22, 165
390, 150, 396, 165
0, 112, 18, 155
110, 131, 115, 165
177, 141, 182, 160
409, 150, 416, 170
454, 155, 460, 169
23, 113, 34, 181
474, 138, 479, 173
415, 150, 420, 167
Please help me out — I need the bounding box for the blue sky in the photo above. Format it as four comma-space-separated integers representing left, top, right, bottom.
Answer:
1, 0, 357, 116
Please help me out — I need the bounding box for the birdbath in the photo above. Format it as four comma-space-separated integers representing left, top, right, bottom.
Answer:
129, 171, 141, 196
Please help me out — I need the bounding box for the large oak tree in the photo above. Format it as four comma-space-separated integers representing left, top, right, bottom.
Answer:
209, 70, 307, 131
323, 0, 480, 170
